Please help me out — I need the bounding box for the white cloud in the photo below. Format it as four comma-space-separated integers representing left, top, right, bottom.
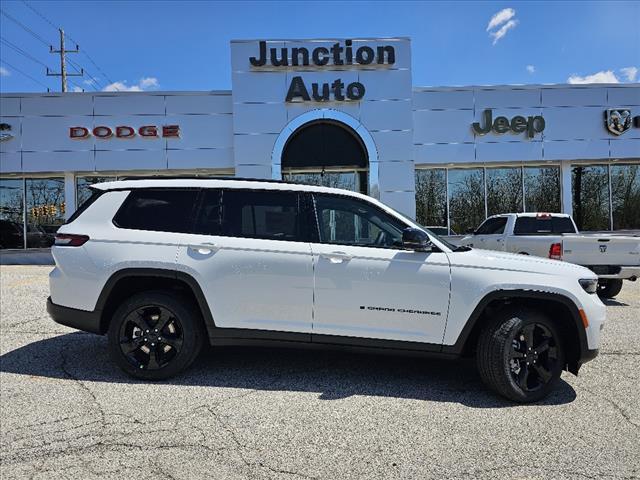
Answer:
72, 86, 84, 92
620, 66, 638, 82
102, 77, 159, 92
526, 65, 535, 74
487, 8, 516, 31
103, 81, 141, 92
490, 19, 519, 45
139, 77, 159, 88
487, 8, 518, 45
567, 70, 620, 84
0, 66, 10, 77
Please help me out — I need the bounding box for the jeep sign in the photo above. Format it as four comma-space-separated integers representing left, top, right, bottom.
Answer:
472, 109, 545, 138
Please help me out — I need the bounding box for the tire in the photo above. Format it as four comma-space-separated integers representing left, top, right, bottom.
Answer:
107, 291, 205, 380
476, 308, 565, 403
597, 279, 623, 299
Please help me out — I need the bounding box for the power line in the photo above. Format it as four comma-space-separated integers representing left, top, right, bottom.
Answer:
20, 0, 117, 90
68, 77, 86, 92
21, 0, 58, 30
1, 35, 53, 70
67, 57, 103, 90
0, 59, 50, 90
0, 8, 51, 46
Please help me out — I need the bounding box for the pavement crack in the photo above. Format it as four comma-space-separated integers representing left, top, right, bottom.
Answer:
581, 386, 639, 430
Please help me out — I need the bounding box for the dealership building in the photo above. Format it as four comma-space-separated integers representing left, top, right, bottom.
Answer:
1, 37, 639, 249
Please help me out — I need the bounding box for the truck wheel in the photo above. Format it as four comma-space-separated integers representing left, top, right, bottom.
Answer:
477, 308, 565, 403
597, 279, 623, 299
108, 291, 204, 380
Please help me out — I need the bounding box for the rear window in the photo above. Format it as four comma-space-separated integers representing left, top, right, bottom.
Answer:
514, 216, 575, 235
113, 189, 199, 233
65, 188, 104, 224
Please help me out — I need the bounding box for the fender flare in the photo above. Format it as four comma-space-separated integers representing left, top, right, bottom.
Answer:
96, 268, 217, 337
442, 289, 589, 365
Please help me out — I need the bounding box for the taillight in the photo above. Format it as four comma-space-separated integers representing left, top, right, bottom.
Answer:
549, 242, 562, 260
54, 234, 89, 247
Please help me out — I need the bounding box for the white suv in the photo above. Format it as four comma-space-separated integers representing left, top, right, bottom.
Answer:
48, 178, 605, 402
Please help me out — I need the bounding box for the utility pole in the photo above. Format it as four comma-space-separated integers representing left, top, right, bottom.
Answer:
47, 29, 83, 92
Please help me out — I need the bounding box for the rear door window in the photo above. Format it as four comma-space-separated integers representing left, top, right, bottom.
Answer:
113, 189, 199, 233
193, 189, 223, 236
475, 217, 507, 235
220, 189, 303, 241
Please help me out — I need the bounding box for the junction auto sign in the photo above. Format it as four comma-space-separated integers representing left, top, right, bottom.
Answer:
69, 125, 180, 139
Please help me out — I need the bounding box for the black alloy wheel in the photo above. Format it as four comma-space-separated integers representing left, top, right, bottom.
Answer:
477, 308, 565, 402
119, 305, 184, 371
508, 323, 559, 393
108, 291, 204, 380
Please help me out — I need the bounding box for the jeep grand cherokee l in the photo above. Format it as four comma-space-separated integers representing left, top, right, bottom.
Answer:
47, 178, 605, 402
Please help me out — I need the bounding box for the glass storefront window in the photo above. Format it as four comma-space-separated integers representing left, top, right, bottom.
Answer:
524, 167, 561, 213
611, 164, 640, 230
448, 168, 485, 234
415, 169, 447, 228
0, 178, 25, 250
486, 167, 523, 217
283, 170, 365, 193
572, 165, 610, 231
25, 178, 65, 248
77, 176, 115, 208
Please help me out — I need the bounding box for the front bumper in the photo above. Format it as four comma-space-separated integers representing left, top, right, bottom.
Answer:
47, 297, 103, 334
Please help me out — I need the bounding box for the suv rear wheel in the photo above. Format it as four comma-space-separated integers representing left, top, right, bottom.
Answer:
477, 308, 565, 403
107, 291, 204, 380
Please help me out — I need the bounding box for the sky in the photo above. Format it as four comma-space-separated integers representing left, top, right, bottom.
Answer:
0, 0, 639, 94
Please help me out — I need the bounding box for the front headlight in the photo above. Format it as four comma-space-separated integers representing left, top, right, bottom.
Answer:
579, 278, 598, 294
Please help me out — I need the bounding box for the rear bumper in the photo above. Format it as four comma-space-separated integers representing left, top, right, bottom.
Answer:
47, 297, 103, 334
591, 266, 640, 280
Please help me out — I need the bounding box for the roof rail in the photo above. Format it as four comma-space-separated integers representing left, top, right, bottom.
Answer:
116, 176, 299, 184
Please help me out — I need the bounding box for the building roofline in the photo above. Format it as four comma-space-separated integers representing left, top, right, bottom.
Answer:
230, 37, 411, 43
0, 90, 232, 97
2, 82, 637, 98
412, 82, 640, 91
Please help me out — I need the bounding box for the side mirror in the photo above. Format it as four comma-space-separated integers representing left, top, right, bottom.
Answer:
465, 228, 476, 235
402, 228, 431, 251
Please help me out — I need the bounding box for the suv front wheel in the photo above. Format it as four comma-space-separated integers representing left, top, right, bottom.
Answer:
108, 291, 204, 380
477, 308, 565, 403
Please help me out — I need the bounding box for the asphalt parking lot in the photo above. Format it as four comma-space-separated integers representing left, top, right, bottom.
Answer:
1, 265, 638, 479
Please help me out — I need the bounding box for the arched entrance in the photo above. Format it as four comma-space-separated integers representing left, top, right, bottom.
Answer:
272, 109, 378, 197
281, 120, 368, 194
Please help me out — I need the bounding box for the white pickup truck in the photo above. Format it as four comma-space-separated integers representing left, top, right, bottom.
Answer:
459, 213, 640, 299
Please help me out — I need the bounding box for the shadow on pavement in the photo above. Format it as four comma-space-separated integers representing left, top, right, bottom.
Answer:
601, 298, 629, 307
0, 332, 577, 408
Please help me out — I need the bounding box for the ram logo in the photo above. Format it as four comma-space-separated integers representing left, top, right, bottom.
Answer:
605, 109, 632, 136
599, 244, 607, 253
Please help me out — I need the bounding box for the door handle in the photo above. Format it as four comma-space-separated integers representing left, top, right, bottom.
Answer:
321, 252, 352, 264
189, 242, 219, 254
